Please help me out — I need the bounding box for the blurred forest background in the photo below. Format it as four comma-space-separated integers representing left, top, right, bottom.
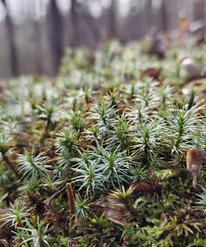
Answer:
0, 0, 205, 78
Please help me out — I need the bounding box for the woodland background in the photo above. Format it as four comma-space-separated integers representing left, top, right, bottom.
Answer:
0, 0, 205, 78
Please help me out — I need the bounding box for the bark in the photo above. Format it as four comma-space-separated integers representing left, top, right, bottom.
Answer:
193, 0, 205, 21
81, 8, 100, 45
48, 0, 64, 73
70, 0, 100, 48
2, 0, 18, 76
70, 0, 80, 47
161, 0, 168, 32
108, 0, 117, 38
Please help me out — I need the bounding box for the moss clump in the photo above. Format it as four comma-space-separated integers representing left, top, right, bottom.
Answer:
0, 39, 206, 246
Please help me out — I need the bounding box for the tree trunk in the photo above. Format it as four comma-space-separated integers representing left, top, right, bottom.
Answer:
193, 0, 205, 21
81, 4, 100, 47
161, 0, 168, 32
108, 0, 117, 38
2, 0, 18, 76
48, 0, 64, 73
70, 0, 80, 47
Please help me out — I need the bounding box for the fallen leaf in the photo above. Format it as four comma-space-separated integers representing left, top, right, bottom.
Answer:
89, 195, 128, 226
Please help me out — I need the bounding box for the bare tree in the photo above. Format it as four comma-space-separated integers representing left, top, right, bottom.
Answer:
70, 0, 80, 47
70, 0, 100, 49
48, 0, 64, 73
193, 0, 205, 21
1, 0, 18, 76
108, 0, 117, 38
161, 0, 168, 32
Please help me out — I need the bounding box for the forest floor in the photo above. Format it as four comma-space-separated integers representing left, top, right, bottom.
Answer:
0, 39, 206, 246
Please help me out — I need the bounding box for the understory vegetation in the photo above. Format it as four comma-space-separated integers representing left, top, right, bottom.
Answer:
0, 39, 206, 246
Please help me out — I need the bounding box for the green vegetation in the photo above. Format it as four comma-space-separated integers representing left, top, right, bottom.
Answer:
0, 39, 206, 246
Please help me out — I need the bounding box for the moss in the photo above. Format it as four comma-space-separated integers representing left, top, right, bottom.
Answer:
0, 39, 206, 246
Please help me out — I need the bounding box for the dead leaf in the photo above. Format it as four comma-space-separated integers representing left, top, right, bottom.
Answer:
89, 195, 128, 226
140, 68, 163, 85
186, 148, 206, 188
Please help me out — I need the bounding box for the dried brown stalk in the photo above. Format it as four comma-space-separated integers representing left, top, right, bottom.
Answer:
66, 183, 75, 228
0, 239, 9, 247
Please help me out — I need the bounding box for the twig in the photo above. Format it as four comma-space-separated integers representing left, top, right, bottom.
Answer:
66, 183, 75, 228
44, 186, 66, 206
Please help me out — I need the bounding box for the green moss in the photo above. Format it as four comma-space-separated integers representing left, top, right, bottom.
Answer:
0, 39, 206, 246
